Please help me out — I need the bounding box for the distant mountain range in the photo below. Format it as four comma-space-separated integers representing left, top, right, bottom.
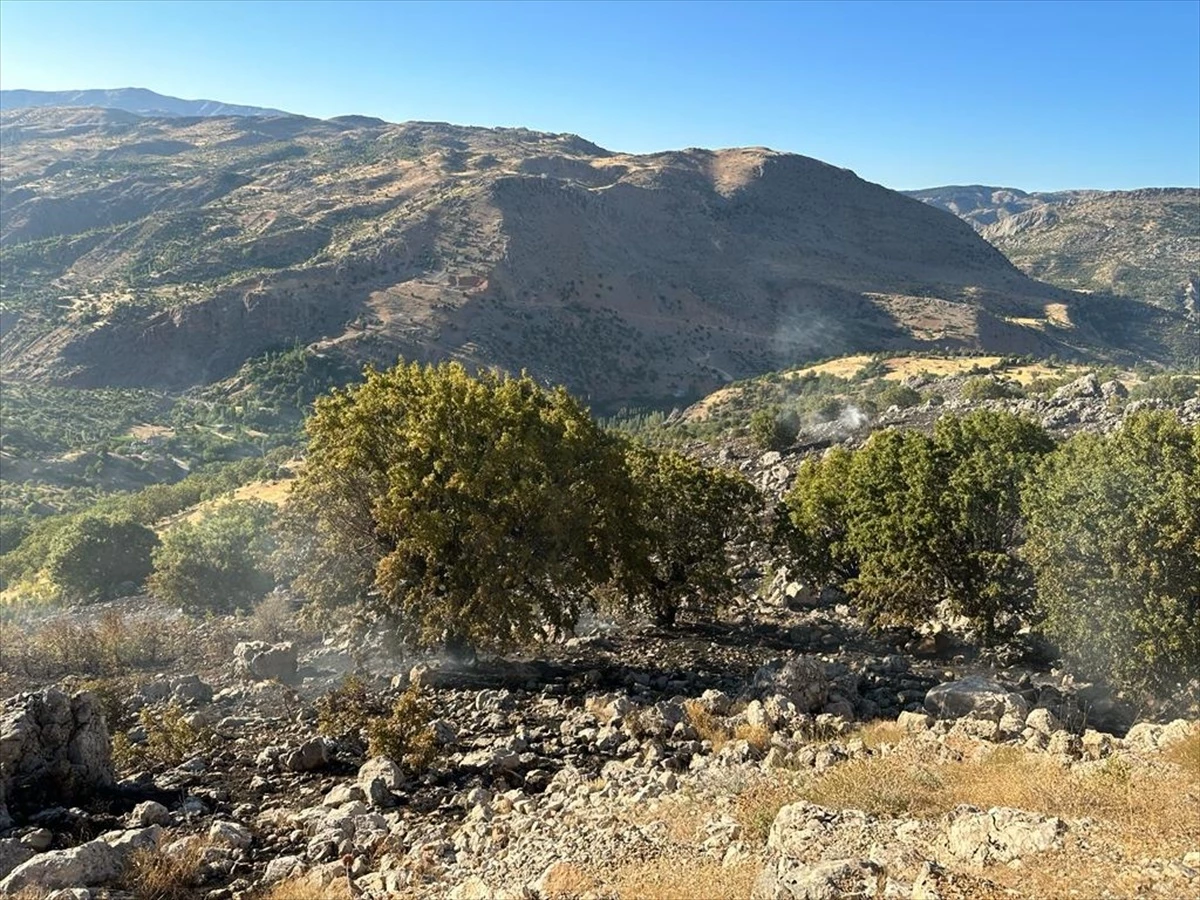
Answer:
906, 185, 1199, 316
0, 100, 1193, 410
0, 88, 288, 119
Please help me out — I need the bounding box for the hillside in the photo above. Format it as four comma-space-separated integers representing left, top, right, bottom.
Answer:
0, 88, 288, 118
2, 108, 1190, 412
907, 185, 1200, 315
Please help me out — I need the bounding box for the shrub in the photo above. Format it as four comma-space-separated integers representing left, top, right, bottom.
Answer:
621, 446, 760, 626
876, 383, 921, 410
786, 411, 1053, 643
45, 516, 158, 602
365, 684, 438, 770
748, 407, 799, 451
315, 674, 384, 747
134, 702, 212, 766
149, 500, 276, 614
1023, 411, 1199, 695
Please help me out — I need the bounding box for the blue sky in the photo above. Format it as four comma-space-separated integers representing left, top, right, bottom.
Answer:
1, 0, 1197, 191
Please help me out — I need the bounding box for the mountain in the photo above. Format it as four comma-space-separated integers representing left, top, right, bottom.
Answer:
1, 108, 1191, 410
0, 88, 288, 119
907, 185, 1199, 316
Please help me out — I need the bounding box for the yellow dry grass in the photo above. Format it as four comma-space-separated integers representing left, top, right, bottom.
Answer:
122, 837, 212, 900
537, 861, 600, 899
600, 858, 759, 900
800, 741, 1200, 900
257, 873, 354, 900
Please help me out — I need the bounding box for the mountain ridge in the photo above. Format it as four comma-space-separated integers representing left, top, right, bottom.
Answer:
1, 108, 1191, 410
0, 87, 289, 119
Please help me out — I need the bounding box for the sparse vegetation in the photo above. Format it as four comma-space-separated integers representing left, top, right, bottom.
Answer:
365, 684, 439, 770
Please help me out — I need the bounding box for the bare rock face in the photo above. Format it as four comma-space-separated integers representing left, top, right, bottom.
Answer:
234, 641, 298, 683
0, 825, 160, 893
0, 688, 114, 823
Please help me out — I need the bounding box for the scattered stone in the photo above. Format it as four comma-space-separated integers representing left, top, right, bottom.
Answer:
129, 800, 171, 827
925, 676, 1028, 722
945, 806, 1065, 865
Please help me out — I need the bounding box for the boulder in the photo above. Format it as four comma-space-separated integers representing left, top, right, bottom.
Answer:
282, 738, 330, 772
945, 806, 1065, 865
263, 854, 305, 883
751, 858, 883, 899
209, 820, 253, 849
0, 839, 35, 881
0, 688, 114, 818
750, 657, 830, 714
924, 677, 1028, 723
0, 826, 158, 893
234, 641, 298, 683
128, 800, 171, 827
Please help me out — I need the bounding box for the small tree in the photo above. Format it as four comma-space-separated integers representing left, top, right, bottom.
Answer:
785, 411, 1053, 643
876, 383, 921, 410
1023, 411, 1199, 695
282, 361, 636, 652
46, 516, 158, 602
623, 446, 760, 626
149, 500, 276, 614
749, 406, 799, 451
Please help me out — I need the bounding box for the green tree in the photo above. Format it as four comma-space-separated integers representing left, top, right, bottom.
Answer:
876, 382, 922, 410
148, 500, 277, 614
1023, 411, 1200, 694
960, 376, 1024, 402
749, 406, 799, 451
281, 361, 635, 652
46, 516, 159, 601
623, 446, 760, 626
785, 411, 1053, 643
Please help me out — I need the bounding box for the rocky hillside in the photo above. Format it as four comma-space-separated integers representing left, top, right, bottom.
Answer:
0, 88, 288, 118
908, 185, 1200, 317
2, 108, 1189, 411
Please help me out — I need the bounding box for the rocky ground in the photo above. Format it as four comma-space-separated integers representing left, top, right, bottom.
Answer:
2, 571, 1198, 900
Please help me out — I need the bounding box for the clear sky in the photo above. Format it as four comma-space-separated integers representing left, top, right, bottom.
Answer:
1, 0, 1197, 191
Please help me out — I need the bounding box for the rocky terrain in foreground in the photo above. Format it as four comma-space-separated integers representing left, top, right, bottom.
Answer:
2, 564, 1198, 899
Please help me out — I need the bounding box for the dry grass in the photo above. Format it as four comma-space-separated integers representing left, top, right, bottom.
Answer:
538, 861, 599, 899
257, 874, 353, 900
682, 700, 770, 755
854, 719, 907, 750
600, 857, 759, 900
800, 741, 1200, 899
1164, 729, 1200, 776
122, 837, 211, 900
732, 774, 805, 844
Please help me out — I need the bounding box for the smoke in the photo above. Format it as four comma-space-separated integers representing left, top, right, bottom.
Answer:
838, 404, 869, 430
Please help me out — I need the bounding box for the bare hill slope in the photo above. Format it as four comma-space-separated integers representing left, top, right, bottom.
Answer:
2, 109, 1188, 409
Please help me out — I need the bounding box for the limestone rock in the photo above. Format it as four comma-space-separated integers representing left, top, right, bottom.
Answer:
0, 688, 114, 816
752, 857, 883, 899
234, 641, 298, 683
750, 657, 830, 714
0, 826, 158, 892
0, 839, 35, 881
129, 800, 170, 827
924, 677, 1028, 723
945, 806, 1065, 865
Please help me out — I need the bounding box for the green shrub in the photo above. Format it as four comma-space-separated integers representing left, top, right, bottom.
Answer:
316, 674, 384, 746
149, 500, 276, 614
365, 684, 438, 770
46, 516, 159, 602
785, 411, 1053, 643
749, 407, 799, 450
1023, 411, 1199, 695
282, 361, 636, 652
622, 446, 760, 626
876, 383, 921, 410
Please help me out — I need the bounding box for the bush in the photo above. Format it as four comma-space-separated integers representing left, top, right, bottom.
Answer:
785, 411, 1053, 643
149, 500, 276, 614
1023, 411, 1199, 695
45, 516, 158, 601
281, 361, 636, 652
622, 446, 760, 626
316, 674, 384, 747
365, 684, 438, 770
876, 383, 921, 410
748, 407, 800, 451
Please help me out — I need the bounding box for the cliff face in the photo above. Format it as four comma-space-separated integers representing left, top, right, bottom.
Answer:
2, 110, 1188, 409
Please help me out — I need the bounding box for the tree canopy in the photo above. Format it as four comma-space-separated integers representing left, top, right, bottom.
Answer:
1022, 411, 1200, 694
46, 516, 159, 602
282, 361, 637, 651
